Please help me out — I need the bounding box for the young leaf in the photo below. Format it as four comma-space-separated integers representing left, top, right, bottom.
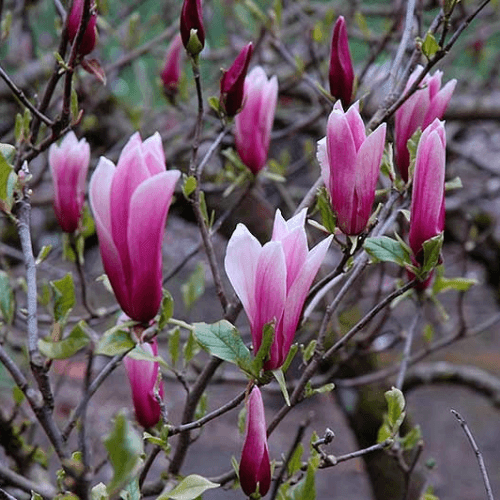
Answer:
0, 270, 14, 324
364, 236, 410, 267
315, 187, 336, 234
104, 412, 142, 494
158, 290, 174, 330
251, 321, 275, 374
193, 320, 253, 370
168, 327, 181, 365
421, 31, 440, 59
181, 262, 205, 310
401, 424, 422, 451
36, 245, 52, 265
183, 330, 199, 364
50, 274, 75, 324
272, 368, 290, 406
91, 482, 109, 500
385, 387, 406, 431
157, 474, 219, 500
96, 324, 136, 356
287, 442, 304, 476
421, 232, 444, 276
182, 175, 197, 198
38, 321, 90, 359
290, 459, 316, 500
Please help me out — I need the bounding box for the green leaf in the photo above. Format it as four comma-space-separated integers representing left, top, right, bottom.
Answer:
12, 385, 24, 404
364, 236, 411, 267
445, 176, 462, 191
104, 412, 142, 494
183, 330, 199, 364
182, 175, 197, 198
287, 442, 303, 476
120, 477, 140, 500
181, 262, 205, 310
407, 128, 422, 182
290, 459, 316, 500
377, 416, 392, 443
38, 321, 90, 359
96, 324, 136, 356
14, 113, 23, 143
169, 327, 181, 365
301, 339, 316, 363
0, 270, 15, 324
0, 143, 15, 163
208, 96, 222, 116
272, 368, 290, 406
31, 493, 43, 500
421, 232, 443, 276
194, 392, 208, 421
80, 205, 95, 238
91, 482, 109, 500
315, 187, 336, 234
71, 83, 79, 120
35, 245, 52, 265
401, 425, 422, 451
0, 148, 16, 212
157, 474, 219, 500
158, 290, 174, 330
385, 387, 406, 431
421, 31, 440, 59
50, 273, 75, 324
193, 320, 253, 372
432, 266, 477, 294
281, 344, 298, 373
251, 321, 275, 374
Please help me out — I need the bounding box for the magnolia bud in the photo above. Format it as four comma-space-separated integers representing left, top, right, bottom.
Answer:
180, 0, 205, 57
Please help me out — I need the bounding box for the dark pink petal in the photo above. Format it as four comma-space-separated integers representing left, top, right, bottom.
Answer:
329, 16, 354, 107
180, 0, 205, 50
161, 34, 183, 98
127, 170, 180, 322
124, 338, 163, 428
240, 387, 271, 497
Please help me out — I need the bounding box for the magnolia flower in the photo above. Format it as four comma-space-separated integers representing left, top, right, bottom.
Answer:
225, 209, 331, 371
180, 0, 205, 56
89, 132, 180, 322
67, 0, 98, 57
409, 119, 446, 272
240, 387, 271, 497
124, 337, 164, 428
160, 34, 183, 101
234, 66, 278, 175
317, 101, 386, 235
49, 131, 90, 233
329, 16, 354, 107
395, 65, 456, 182
220, 42, 253, 118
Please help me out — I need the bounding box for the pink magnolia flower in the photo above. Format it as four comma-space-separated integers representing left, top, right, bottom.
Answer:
49, 131, 90, 233
220, 42, 253, 118
329, 16, 354, 107
317, 101, 386, 235
124, 337, 164, 428
180, 0, 205, 56
225, 209, 331, 371
395, 65, 456, 182
67, 0, 98, 57
409, 118, 446, 268
234, 66, 278, 175
89, 132, 180, 323
160, 34, 183, 101
240, 386, 271, 497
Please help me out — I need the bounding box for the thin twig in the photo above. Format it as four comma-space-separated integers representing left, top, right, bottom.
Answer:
395, 303, 421, 390
62, 350, 131, 440
169, 389, 246, 436
0, 345, 67, 462
0, 463, 57, 499
0, 64, 55, 126
270, 417, 310, 500
320, 438, 394, 468
139, 446, 162, 488
451, 410, 495, 500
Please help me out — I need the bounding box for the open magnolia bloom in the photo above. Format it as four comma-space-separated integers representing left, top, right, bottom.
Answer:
225, 209, 332, 371
89, 132, 180, 323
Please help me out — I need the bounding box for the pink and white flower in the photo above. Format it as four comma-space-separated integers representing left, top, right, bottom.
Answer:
225, 209, 331, 371
89, 132, 180, 322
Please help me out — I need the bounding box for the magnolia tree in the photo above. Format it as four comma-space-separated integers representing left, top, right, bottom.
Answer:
0, 0, 499, 499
